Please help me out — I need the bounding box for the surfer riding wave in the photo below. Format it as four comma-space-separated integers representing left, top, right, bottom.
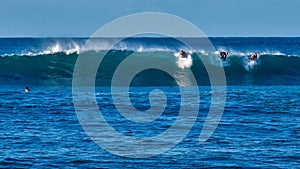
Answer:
219, 51, 229, 61
179, 50, 188, 58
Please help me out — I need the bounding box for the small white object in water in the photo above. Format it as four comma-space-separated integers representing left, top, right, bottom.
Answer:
25, 87, 30, 93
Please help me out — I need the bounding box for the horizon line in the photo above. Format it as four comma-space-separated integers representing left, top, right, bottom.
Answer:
0, 36, 299, 38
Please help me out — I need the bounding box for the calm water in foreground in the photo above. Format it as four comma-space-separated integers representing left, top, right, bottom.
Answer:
0, 86, 299, 168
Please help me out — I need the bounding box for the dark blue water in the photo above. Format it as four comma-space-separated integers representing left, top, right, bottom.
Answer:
0, 38, 299, 168
0, 86, 299, 168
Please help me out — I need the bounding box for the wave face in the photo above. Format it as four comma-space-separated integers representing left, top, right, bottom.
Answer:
0, 37, 299, 86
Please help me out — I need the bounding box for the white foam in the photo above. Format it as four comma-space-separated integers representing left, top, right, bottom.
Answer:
244, 58, 259, 71
260, 51, 285, 56
174, 52, 193, 69
32, 42, 81, 56
137, 46, 143, 52
198, 49, 208, 56
43, 43, 62, 55
225, 49, 287, 57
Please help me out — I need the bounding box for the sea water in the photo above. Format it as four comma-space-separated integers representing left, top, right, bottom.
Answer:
0, 38, 299, 168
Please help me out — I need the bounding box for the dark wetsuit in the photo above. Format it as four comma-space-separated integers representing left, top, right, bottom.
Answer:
180, 51, 188, 58
220, 52, 228, 61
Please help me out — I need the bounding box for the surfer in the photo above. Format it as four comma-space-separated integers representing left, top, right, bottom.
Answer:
24, 87, 30, 92
250, 53, 258, 60
219, 51, 229, 61
179, 50, 188, 58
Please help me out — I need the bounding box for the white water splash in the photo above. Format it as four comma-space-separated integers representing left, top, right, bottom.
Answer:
244, 56, 260, 71
174, 52, 193, 69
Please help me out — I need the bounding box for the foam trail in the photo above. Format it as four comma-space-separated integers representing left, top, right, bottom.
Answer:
243, 55, 260, 71
174, 52, 193, 69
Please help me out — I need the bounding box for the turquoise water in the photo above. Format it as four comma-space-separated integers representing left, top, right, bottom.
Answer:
0, 38, 299, 86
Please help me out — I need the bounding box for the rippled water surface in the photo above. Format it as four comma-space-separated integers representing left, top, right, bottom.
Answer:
0, 86, 299, 168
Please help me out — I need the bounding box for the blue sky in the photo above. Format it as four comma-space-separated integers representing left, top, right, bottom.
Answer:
0, 0, 299, 37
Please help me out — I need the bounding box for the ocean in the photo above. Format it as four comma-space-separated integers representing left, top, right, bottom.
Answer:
0, 37, 299, 168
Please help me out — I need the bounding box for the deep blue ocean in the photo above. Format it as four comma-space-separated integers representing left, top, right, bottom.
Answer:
0, 37, 299, 168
